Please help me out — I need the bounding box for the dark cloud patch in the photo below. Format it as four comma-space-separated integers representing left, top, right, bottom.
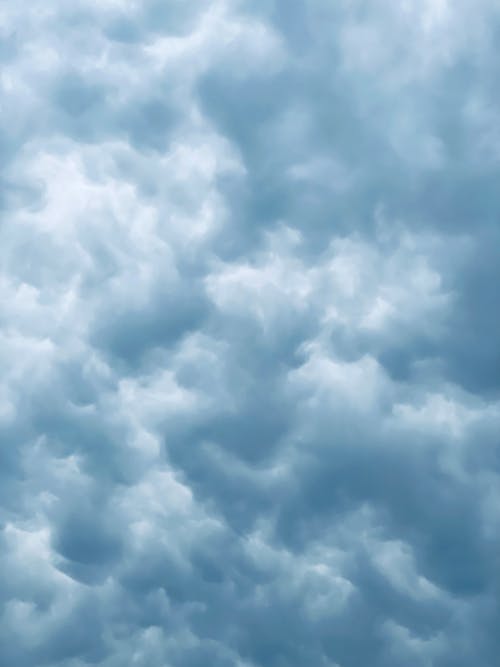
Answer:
91, 282, 210, 370
441, 227, 500, 395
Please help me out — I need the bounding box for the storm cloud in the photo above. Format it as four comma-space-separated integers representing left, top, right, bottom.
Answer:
1, 1, 499, 666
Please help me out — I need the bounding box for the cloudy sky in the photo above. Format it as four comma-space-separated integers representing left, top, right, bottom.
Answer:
1, 1, 499, 666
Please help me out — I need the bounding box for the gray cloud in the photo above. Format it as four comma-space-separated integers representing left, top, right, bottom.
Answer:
1, 1, 499, 666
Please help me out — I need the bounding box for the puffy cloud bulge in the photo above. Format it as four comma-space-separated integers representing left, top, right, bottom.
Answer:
1, 1, 499, 666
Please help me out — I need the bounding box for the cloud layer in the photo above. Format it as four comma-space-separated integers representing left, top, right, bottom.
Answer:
1, 1, 499, 666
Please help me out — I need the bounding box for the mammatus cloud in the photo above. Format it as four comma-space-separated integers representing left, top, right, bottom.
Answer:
1, 1, 499, 666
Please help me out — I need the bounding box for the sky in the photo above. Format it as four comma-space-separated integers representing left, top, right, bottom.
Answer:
1, 1, 499, 666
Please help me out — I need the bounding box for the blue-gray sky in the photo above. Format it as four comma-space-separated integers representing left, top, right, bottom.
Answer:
1, 2, 499, 666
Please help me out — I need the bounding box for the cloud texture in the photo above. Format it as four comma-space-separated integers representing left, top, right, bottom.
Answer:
1, 1, 499, 666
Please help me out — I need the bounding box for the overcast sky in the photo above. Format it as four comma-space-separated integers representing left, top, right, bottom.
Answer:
1, 2, 499, 666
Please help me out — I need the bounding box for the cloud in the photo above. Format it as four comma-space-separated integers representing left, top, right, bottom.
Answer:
1, 1, 499, 666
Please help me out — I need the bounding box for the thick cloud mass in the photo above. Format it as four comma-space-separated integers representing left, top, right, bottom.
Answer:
1, 2, 500, 666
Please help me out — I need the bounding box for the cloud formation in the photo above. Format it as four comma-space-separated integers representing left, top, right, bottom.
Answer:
1, 1, 499, 666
